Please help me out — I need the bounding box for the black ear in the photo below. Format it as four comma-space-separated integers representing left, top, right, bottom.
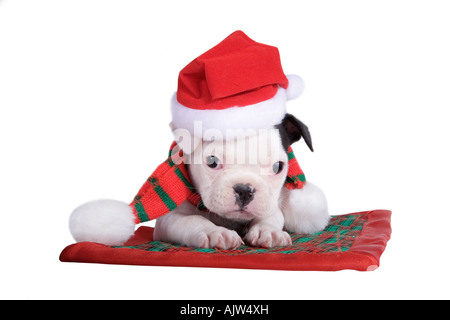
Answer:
277, 113, 314, 152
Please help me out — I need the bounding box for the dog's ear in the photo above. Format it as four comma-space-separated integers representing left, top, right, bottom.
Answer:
277, 113, 314, 152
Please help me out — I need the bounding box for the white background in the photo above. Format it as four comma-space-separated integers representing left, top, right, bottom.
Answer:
1, 0, 449, 299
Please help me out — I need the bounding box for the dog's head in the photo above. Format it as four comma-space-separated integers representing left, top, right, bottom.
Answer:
187, 113, 313, 221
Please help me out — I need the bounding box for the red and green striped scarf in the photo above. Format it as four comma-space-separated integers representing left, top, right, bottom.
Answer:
130, 142, 306, 223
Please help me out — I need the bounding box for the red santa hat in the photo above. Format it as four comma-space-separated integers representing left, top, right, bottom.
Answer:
170, 30, 304, 142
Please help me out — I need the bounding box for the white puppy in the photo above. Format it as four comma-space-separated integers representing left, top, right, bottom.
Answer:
153, 114, 329, 249
69, 114, 329, 248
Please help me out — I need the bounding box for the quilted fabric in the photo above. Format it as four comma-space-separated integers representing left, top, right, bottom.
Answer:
60, 210, 391, 271
115, 213, 366, 255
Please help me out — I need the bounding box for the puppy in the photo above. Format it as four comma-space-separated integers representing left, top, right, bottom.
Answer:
69, 32, 330, 249
153, 113, 329, 249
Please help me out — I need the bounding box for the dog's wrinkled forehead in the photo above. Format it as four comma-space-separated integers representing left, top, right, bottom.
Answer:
197, 129, 286, 166
176, 113, 313, 159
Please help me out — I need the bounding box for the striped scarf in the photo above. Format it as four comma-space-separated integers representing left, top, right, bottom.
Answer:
130, 142, 306, 223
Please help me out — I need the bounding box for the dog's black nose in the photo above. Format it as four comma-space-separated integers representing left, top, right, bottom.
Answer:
233, 183, 255, 208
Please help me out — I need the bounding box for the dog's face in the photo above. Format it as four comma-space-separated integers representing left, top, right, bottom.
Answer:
188, 130, 288, 221
186, 114, 313, 222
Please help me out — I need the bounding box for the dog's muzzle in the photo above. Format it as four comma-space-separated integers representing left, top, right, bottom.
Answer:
233, 183, 255, 209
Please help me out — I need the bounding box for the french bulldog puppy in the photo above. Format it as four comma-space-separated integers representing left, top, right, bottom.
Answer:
153, 114, 329, 249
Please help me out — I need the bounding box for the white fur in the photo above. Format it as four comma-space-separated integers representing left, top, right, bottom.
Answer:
154, 201, 243, 249
187, 131, 288, 221
244, 208, 292, 248
281, 182, 330, 234
171, 87, 288, 140
154, 200, 292, 249
69, 199, 136, 246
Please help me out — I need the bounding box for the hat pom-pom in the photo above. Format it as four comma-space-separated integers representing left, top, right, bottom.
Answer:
69, 199, 136, 246
286, 74, 305, 100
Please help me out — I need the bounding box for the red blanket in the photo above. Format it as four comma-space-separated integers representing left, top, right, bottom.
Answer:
60, 210, 391, 271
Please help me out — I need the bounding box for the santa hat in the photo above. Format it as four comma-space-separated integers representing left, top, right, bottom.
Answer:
171, 30, 304, 142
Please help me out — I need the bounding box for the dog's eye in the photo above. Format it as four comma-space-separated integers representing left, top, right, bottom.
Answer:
272, 161, 284, 174
206, 155, 222, 169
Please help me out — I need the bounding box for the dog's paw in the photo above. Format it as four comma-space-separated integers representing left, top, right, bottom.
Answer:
193, 227, 243, 250
244, 225, 292, 248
